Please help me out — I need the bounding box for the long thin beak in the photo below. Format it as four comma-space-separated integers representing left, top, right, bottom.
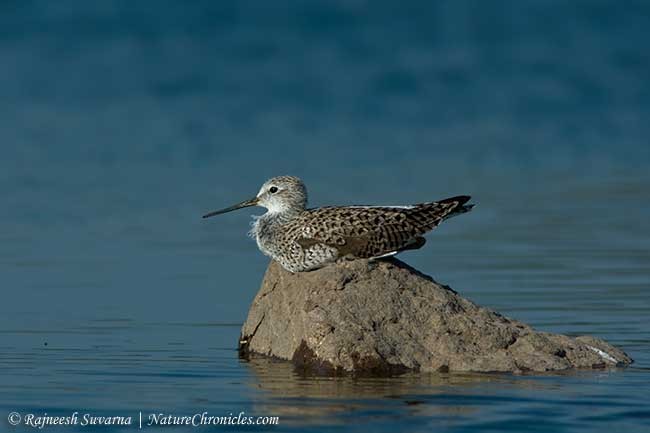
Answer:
202, 197, 259, 218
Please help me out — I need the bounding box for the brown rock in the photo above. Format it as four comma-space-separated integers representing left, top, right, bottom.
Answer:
239, 258, 632, 375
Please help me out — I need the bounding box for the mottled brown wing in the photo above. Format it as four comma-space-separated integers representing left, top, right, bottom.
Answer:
292, 196, 471, 259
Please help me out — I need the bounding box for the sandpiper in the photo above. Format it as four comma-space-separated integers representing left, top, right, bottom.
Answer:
203, 176, 474, 272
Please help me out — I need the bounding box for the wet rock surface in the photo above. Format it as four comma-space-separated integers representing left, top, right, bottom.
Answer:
239, 258, 632, 375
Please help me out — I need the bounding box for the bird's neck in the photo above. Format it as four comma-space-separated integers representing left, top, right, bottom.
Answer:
251, 210, 300, 258
250, 210, 298, 240
260, 208, 300, 225
265, 204, 303, 220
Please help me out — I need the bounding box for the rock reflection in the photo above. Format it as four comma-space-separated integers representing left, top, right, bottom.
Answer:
241, 356, 556, 425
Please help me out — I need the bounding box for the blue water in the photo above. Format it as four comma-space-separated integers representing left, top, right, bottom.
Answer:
1, 1, 649, 432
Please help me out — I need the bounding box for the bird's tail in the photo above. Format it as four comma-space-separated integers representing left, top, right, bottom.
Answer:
403, 195, 474, 231
437, 195, 475, 220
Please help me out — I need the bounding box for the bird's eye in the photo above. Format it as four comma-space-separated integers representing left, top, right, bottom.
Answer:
269, 186, 278, 194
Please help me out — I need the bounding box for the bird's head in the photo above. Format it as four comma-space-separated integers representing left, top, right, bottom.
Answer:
202, 175, 308, 219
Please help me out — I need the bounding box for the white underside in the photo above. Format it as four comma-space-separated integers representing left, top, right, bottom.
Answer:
369, 251, 398, 260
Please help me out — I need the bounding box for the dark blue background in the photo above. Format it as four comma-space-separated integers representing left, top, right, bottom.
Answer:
1, 1, 649, 432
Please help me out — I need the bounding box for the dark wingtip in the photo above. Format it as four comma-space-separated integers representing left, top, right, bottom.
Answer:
439, 195, 475, 215
440, 195, 472, 206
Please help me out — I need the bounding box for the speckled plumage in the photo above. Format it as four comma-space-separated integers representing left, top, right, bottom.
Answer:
204, 176, 474, 272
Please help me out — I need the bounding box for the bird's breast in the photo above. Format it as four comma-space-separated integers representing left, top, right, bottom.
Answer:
252, 215, 283, 257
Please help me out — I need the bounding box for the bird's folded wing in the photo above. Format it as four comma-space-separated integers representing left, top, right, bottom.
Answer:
293, 197, 470, 259
293, 206, 420, 258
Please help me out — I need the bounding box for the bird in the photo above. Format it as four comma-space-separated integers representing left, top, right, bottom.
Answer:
202, 176, 474, 273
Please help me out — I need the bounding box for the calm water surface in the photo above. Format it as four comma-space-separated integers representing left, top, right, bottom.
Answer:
1, 1, 649, 432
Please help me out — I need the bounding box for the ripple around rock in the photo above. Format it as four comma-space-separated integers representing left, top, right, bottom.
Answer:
239, 258, 632, 376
